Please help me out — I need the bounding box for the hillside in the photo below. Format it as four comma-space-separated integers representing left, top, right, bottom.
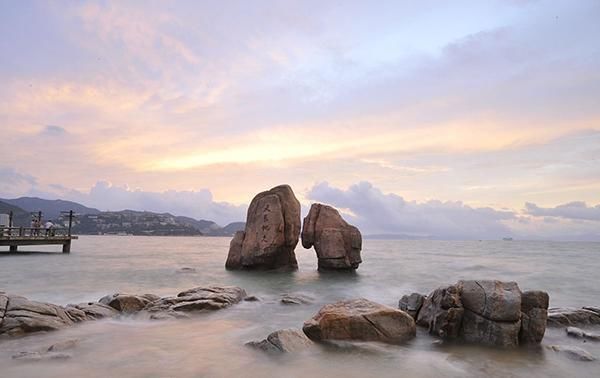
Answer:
0, 197, 244, 236
0, 197, 100, 220
0, 201, 31, 227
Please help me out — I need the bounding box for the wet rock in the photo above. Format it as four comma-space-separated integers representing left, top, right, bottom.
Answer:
457, 280, 522, 347
548, 345, 596, 361
399, 293, 426, 319
520, 290, 549, 344
301, 203, 362, 270
281, 293, 314, 305
66, 302, 119, 320
303, 298, 416, 344
566, 326, 600, 341
0, 294, 77, 336
461, 309, 521, 348
548, 307, 600, 327
143, 286, 246, 316
99, 293, 160, 314
458, 280, 521, 322
416, 285, 463, 339
12, 351, 72, 361
244, 295, 260, 302
247, 328, 313, 353
226, 185, 301, 271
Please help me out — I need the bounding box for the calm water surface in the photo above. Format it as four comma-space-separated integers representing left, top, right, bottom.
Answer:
1, 236, 599, 377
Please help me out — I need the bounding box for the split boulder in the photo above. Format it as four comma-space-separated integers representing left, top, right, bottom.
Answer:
301, 203, 362, 270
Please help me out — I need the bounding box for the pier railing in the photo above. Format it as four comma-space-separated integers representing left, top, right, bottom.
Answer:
0, 226, 71, 239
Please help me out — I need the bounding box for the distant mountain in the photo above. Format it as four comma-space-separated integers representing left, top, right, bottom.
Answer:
75, 209, 244, 236
0, 201, 31, 227
174, 216, 222, 234
0, 197, 100, 220
0, 196, 244, 236
220, 222, 246, 235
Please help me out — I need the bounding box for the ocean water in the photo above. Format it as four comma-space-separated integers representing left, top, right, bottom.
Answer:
0, 236, 599, 377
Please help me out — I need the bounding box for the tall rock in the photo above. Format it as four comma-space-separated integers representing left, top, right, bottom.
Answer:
225, 185, 301, 270
301, 203, 362, 270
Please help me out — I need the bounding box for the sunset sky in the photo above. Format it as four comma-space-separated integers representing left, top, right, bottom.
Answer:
1, 1, 599, 239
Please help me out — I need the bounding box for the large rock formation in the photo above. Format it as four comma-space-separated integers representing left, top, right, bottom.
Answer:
301, 203, 362, 270
226, 185, 301, 270
414, 280, 549, 347
302, 298, 416, 344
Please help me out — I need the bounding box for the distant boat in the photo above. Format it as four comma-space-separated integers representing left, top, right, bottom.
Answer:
502, 237, 513, 241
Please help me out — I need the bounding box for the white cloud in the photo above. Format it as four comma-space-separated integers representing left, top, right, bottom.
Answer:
306, 181, 515, 239
524, 201, 600, 221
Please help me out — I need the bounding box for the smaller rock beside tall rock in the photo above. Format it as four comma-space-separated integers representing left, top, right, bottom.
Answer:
301, 203, 362, 270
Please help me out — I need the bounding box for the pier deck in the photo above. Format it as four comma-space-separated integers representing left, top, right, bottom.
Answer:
0, 227, 77, 253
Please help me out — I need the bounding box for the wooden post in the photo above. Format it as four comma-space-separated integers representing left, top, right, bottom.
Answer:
68, 210, 73, 236
62, 240, 71, 253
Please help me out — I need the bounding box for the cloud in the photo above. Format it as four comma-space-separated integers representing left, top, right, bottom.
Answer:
306, 181, 515, 239
0, 168, 38, 198
0, 170, 246, 225
525, 201, 600, 221
39, 125, 67, 137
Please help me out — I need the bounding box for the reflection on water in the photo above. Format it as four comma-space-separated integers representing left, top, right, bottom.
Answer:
1, 236, 599, 377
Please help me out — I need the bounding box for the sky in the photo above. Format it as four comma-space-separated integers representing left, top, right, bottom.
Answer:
0, 0, 599, 240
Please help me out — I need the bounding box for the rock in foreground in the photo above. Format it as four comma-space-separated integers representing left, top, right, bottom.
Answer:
303, 299, 416, 344
301, 203, 362, 270
1, 285, 246, 337
0, 293, 78, 337
247, 328, 313, 353
142, 286, 246, 319
415, 280, 549, 347
547, 307, 600, 327
398, 293, 426, 319
226, 185, 301, 271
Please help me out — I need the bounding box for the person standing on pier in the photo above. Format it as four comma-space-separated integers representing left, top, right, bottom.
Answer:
45, 220, 54, 237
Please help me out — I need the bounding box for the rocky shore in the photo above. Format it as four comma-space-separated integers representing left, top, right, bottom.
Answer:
3, 280, 598, 363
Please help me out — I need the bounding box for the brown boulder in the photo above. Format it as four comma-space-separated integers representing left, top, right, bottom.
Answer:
416, 285, 463, 339
457, 280, 522, 347
247, 328, 313, 353
519, 290, 549, 344
99, 293, 160, 314
0, 294, 77, 336
303, 298, 416, 344
301, 203, 362, 270
226, 185, 301, 270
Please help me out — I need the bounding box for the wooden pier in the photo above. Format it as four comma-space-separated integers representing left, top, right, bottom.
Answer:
0, 227, 78, 253
0, 210, 77, 253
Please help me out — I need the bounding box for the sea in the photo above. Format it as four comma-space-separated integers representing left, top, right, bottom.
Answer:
1, 236, 599, 377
